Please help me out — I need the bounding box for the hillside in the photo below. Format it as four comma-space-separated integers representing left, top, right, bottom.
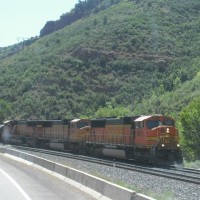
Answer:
0, 0, 200, 120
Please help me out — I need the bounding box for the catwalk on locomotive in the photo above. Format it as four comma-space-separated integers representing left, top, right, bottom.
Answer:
1, 115, 183, 165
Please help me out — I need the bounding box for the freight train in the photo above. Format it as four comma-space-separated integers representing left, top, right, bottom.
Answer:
1, 115, 183, 165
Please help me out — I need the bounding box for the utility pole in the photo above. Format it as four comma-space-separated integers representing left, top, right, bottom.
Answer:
17, 37, 29, 50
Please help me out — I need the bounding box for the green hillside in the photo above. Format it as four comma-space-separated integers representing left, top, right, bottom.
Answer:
1, 0, 200, 120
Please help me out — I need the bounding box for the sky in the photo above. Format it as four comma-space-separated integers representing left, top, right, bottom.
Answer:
0, 0, 79, 47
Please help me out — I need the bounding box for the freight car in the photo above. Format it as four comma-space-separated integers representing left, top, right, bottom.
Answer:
1, 115, 183, 165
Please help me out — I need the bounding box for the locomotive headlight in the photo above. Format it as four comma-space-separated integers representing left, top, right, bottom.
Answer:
177, 144, 180, 147
166, 128, 169, 133
161, 144, 165, 147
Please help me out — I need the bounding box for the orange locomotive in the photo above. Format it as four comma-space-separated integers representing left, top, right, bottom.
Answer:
86, 115, 182, 164
2, 115, 182, 165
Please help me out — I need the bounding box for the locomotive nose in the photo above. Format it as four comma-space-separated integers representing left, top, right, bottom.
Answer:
159, 127, 176, 135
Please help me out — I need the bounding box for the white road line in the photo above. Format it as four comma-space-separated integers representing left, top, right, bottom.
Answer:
0, 168, 32, 200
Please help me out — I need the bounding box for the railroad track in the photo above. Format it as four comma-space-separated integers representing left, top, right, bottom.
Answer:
170, 166, 200, 175
6, 145, 200, 185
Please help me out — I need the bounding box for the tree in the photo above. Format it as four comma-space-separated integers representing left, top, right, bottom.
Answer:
103, 15, 108, 25
0, 100, 11, 123
178, 97, 200, 161
95, 101, 131, 118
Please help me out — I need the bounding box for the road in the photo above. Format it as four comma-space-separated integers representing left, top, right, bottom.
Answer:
0, 154, 97, 200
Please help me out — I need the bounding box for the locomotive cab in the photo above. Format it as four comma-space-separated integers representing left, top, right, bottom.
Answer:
134, 115, 183, 165
69, 119, 90, 153
0, 125, 4, 142
2, 120, 17, 143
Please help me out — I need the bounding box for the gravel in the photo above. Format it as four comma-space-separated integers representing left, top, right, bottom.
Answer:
19, 151, 200, 200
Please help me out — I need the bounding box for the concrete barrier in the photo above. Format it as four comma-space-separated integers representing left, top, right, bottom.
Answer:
19, 151, 28, 160
42, 159, 55, 171
54, 163, 68, 176
67, 167, 84, 183
103, 181, 135, 200
0, 146, 155, 200
33, 156, 44, 167
0, 147, 6, 153
22, 153, 34, 163
82, 173, 106, 194
7, 149, 20, 157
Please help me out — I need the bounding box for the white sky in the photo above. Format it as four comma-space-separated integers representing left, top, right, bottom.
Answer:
0, 0, 79, 47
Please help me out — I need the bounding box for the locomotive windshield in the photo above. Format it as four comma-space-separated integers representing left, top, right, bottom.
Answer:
147, 120, 161, 129
147, 119, 174, 129
77, 121, 89, 128
163, 120, 174, 126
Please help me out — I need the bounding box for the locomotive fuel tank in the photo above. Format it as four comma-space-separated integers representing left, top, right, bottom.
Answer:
102, 148, 126, 159
49, 142, 65, 150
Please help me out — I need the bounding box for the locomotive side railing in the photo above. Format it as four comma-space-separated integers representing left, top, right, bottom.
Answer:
150, 137, 161, 161
85, 134, 132, 146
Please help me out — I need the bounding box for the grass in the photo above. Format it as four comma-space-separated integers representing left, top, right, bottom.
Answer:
90, 171, 175, 200
184, 160, 200, 169
114, 179, 175, 200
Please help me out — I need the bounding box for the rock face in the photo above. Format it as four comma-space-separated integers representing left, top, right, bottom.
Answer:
40, 12, 84, 37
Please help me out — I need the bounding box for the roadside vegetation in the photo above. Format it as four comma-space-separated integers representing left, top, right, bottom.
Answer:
178, 97, 200, 162
184, 160, 200, 169
0, 100, 11, 123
